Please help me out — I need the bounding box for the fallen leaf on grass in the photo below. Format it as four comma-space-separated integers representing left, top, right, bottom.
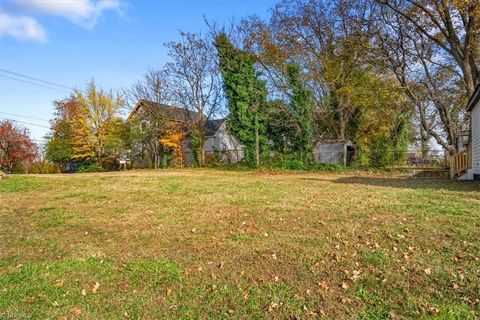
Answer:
341, 281, 350, 290
351, 270, 361, 281
92, 282, 100, 294
25, 296, 36, 304
424, 268, 431, 275
341, 297, 352, 304
428, 306, 440, 314
70, 307, 82, 316
268, 302, 279, 312
318, 280, 329, 290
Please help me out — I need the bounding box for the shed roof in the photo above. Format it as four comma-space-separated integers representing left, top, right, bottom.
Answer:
316, 139, 354, 146
467, 84, 480, 112
128, 99, 199, 121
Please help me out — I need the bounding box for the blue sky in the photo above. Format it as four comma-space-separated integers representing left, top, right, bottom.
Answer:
0, 0, 276, 141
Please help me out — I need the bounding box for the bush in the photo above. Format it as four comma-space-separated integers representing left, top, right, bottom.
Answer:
280, 158, 307, 170
12, 161, 60, 174
369, 135, 394, 168
311, 162, 345, 171
78, 163, 105, 173
99, 156, 120, 171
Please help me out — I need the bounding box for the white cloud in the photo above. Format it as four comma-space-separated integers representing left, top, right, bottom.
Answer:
14, 0, 124, 29
0, 10, 46, 42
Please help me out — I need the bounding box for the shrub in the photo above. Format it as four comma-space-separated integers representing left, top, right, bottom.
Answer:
280, 158, 307, 170
369, 135, 393, 168
99, 156, 120, 171
78, 163, 105, 173
311, 163, 345, 171
12, 161, 60, 174
264, 154, 307, 170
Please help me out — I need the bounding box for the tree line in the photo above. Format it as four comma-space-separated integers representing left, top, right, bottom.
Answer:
2, 0, 477, 172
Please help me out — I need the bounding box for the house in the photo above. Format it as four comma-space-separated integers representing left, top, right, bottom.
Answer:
128, 100, 244, 167
313, 139, 355, 166
183, 119, 244, 166
459, 85, 480, 180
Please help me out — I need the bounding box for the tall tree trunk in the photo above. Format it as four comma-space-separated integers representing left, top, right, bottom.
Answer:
255, 112, 260, 168
420, 126, 429, 158
338, 110, 346, 140
200, 143, 205, 166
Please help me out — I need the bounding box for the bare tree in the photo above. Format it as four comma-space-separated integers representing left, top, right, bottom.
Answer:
164, 32, 224, 165
378, 0, 480, 96
126, 70, 172, 168
126, 69, 171, 110
373, 0, 480, 154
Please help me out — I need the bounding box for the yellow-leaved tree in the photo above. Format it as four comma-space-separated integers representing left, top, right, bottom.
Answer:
75, 81, 125, 158
159, 123, 185, 168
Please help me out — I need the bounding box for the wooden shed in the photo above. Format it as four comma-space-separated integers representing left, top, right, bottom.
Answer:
313, 139, 355, 166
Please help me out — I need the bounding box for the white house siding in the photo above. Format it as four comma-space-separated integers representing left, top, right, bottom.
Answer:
206, 123, 244, 163
182, 122, 244, 166
470, 102, 480, 176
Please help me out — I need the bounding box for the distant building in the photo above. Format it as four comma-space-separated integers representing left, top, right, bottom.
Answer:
183, 119, 244, 166
127, 100, 243, 167
313, 139, 355, 166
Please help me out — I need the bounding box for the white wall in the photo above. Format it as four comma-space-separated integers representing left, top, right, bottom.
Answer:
205, 122, 244, 163
470, 102, 480, 176
182, 122, 244, 165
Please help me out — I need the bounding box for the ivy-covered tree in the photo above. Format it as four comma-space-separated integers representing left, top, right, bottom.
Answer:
286, 63, 314, 161
214, 33, 268, 167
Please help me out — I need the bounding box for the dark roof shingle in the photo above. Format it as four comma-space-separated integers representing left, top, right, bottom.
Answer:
204, 119, 225, 136
128, 99, 199, 121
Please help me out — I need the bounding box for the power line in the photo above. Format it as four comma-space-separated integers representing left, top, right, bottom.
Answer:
0, 74, 68, 93
0, 68, 74, 91
0, 111, 50, 123
0, 117, 50, 129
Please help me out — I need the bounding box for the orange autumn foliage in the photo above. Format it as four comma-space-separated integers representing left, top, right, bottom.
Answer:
159, 124, 184, 167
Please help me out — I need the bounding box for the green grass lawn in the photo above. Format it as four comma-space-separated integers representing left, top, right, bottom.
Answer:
1, 170, 479, 319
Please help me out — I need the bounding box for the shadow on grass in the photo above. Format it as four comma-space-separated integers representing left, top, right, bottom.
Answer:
301, 176, 480, 191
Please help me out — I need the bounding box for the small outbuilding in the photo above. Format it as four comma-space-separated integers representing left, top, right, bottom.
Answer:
313, 139, 355, 166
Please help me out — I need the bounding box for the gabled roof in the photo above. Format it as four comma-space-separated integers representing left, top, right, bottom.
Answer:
316, 139, 354, 146
128, 99, 199, 122
467, 84, 480, 112
128, 100, 228, 137
205, 119, 226, 136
